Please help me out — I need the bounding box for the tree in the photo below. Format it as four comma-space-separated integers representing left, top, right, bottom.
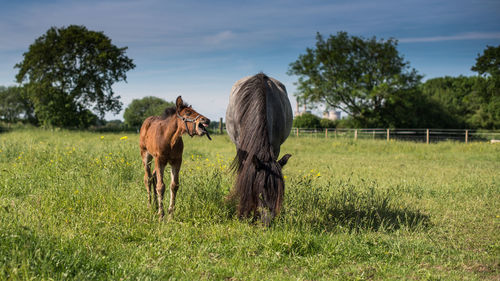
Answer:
15, 25, 135, 128
288, 32, 422, 127
123, 96, 174, 128
382, 85, 457, 128
0, 86, 35, 124
421, 76, 478, 128
292, 113, 321, 128
471, 45, 500, 77
421, 75, 499, 129
470, 45, 500, 129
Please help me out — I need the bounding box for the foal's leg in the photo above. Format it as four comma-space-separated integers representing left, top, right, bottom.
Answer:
141, 151, 153, 208
167, 159, 181, 220
154, 158, 167, 220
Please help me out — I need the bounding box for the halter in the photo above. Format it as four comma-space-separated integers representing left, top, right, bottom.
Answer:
176, 112, 201, 137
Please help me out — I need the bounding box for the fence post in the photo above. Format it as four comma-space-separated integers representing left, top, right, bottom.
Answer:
426, 129, 430, 144
354, 129, 358, 141
372, 130, 375, 139
335, 129, 337, 139
219, 117, 223, 134
325, 128, 328, 138
386, 129, 390, 142
465, 130, 468, 144
296, 128, 299, 137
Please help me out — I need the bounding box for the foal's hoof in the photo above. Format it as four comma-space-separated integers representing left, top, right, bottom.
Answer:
167, 208, 175, 221
157, 210, 165, 222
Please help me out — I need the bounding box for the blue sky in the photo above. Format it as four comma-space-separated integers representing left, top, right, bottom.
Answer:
1, 0, 499, 121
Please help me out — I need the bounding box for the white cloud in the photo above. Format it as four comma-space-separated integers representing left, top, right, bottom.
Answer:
399, 32, 500, 43
203, 31, 236, 46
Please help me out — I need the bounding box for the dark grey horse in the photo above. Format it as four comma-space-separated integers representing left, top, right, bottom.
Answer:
226, 73, 293, 225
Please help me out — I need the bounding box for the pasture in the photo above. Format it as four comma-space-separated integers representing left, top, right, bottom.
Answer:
0, 129, 499, 280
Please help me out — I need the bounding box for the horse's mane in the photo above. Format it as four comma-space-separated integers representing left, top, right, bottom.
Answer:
160, 100, 190, 119
230, 73, 284, 218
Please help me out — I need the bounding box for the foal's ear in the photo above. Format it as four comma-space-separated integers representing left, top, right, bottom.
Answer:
278, 154, 292, 167
175, 96, 184, 111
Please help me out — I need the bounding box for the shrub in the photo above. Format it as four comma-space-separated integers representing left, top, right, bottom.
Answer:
319, 118, 337, 128
293, 113, 321, 128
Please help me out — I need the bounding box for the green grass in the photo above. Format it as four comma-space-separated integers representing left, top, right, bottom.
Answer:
0, 128, 499, 280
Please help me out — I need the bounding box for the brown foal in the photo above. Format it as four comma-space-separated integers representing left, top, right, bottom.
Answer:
139, 96, 211, 220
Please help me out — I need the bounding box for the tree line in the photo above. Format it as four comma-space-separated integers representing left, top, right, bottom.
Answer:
0, 26, 498, 130
290, 32, 499, 129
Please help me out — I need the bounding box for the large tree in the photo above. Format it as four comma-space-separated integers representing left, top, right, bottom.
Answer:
123, 96, 174, 128
288, 32, 422, 127
15, 25, 135, 128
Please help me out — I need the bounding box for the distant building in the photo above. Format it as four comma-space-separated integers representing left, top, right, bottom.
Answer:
322, 110, 341, 120
294, 98, 311, 117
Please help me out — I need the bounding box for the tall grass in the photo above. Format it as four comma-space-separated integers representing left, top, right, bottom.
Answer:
0, 129, 499, 280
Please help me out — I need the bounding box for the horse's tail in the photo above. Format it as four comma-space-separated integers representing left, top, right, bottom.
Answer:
229, 73, 284, 218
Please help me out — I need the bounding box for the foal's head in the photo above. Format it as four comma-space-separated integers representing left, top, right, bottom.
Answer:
175, 96, 211, 139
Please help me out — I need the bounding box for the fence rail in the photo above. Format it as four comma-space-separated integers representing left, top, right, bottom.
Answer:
290, 128, 500, 143
78, 124, 500, 144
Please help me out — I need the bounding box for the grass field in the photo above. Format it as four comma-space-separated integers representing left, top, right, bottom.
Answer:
0, 129, 499, 280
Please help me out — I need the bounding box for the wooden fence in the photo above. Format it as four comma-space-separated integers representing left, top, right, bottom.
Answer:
290, 128, 500, 143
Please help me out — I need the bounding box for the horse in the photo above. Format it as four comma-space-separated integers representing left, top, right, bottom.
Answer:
140, 96, 211, 220
225, 73, 293, 225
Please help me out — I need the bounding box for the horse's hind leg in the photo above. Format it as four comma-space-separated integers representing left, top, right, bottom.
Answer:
154, 158, 167, 220
141, 151, 154, 208
167, 159, 181, 220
